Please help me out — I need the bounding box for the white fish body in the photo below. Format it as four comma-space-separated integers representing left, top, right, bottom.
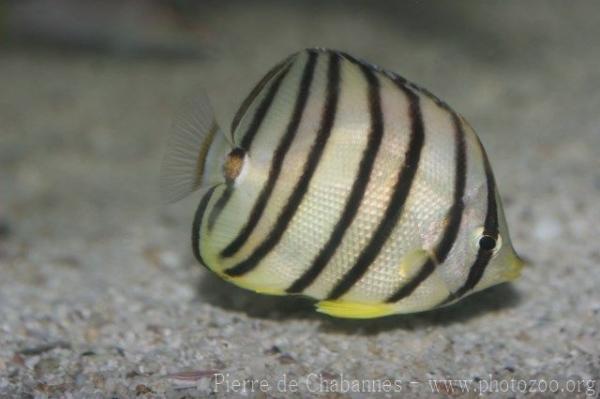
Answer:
161, 48, 523, 318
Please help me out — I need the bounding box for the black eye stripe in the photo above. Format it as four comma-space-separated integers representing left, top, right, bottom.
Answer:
478, 235, 497, 251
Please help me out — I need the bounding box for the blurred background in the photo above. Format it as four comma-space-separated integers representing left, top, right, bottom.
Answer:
1, 1, 599, 398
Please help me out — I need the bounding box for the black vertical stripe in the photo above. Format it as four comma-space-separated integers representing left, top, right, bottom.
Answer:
207, 184, 234, 231
386, 111, 467, 303
286, 61, 385, 294
325, 80, 426, 300
220, 50, 319, 258
192, 185, 220, 268
382, 67, 452, 112
207, 58, 294, 232
224, 53, 341, 277
231, 54, 294, 137
239, 62, 294, 150
441, 139, 499, 303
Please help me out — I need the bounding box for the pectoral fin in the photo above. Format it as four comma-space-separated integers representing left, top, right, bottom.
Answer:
398, 248, 430, 279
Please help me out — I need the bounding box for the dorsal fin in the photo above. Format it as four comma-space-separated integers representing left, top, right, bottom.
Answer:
160, 93, 229, 204
333, 49, 454, 111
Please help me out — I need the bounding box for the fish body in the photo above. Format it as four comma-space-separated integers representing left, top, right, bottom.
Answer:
161, 48, 523, 318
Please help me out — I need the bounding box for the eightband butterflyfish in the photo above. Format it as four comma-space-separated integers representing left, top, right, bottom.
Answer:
160, 48, 523, 318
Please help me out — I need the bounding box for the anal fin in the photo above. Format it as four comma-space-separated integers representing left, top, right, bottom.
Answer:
220, 272, 286, 296
316, 300, 396, 319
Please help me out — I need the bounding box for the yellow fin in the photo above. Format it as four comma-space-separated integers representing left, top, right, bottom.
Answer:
398, 248, 430, 279
316, 300, 396, 319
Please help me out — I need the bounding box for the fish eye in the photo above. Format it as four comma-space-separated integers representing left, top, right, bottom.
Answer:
472, 227, 502, 254
478, 235, 497, 251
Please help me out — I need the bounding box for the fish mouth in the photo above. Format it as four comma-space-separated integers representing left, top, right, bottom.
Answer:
503, 252, 526, 281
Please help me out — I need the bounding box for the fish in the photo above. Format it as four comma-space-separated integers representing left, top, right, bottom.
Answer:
160, 48, 523, 319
